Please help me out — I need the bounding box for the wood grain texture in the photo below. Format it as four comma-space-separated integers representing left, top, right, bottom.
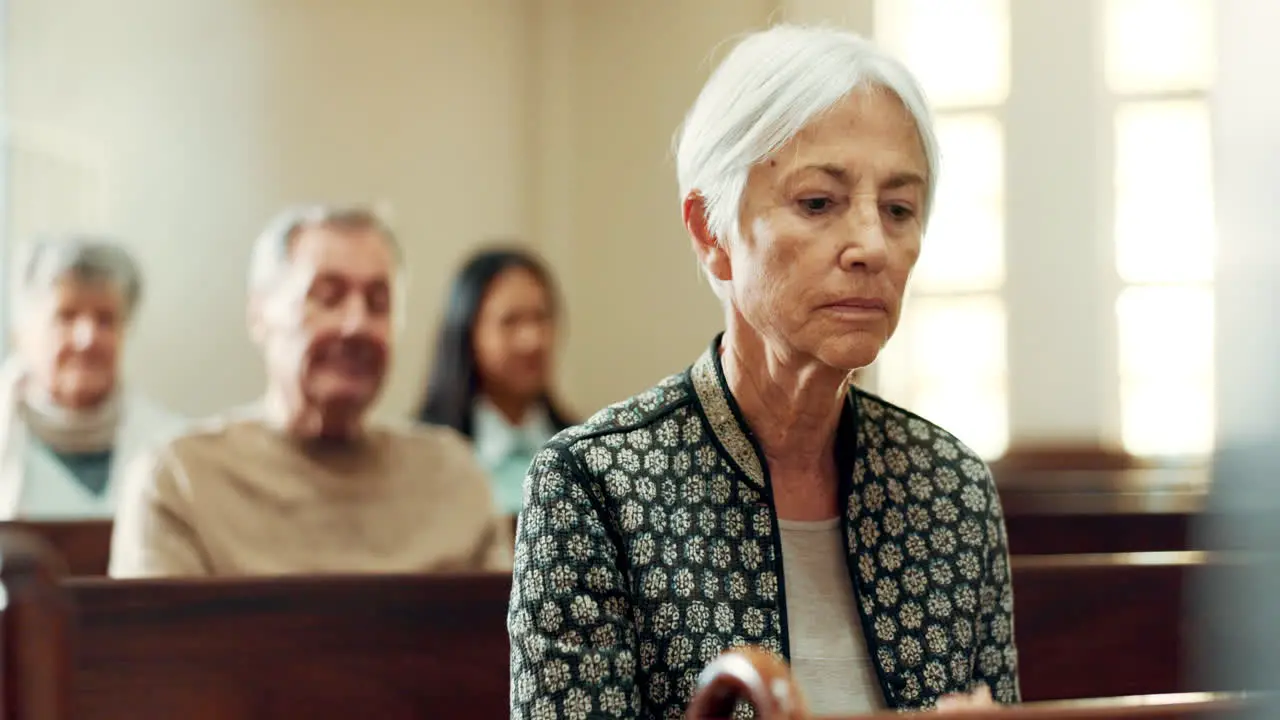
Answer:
43, 553, 1217, 719
67, 572, 513, 720
0, 528, 72, 720
0, 475, 1207, 583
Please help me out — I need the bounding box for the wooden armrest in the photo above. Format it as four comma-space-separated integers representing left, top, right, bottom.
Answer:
0, 528, 72, 720
685, 647, 1249, 720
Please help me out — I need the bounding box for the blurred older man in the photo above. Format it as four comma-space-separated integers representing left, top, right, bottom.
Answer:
110, 205, 512, 576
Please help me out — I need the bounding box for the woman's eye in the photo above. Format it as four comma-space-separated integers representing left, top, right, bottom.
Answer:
885, 203, 916, 221
800, 197, 833, 214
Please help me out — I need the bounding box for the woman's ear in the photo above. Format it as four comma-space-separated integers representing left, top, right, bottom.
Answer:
683, 192, 732, 284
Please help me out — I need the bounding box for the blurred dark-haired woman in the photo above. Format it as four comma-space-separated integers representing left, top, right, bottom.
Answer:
419, 248, 573, 525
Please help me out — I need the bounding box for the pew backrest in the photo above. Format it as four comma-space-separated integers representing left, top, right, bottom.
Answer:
998, 471, 1204, 555
687, 646, 1243, 720
0, 498, 1205, 587
1011, 551, 1211, 701
0, 529, 72, 720
66, 572, 513, 720
59, 551, 1214, 718
0, 521, 111, 576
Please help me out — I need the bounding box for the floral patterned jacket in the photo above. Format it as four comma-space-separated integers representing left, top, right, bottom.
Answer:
508, 335, 1020, 719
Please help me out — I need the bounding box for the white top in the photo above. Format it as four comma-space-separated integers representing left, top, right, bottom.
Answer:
778, 517, 885, 716
3, 393, 185, 519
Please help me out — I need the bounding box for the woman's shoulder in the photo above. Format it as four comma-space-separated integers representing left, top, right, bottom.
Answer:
848, 386, 993, 479
550, 368, 697, 445
529, 368, 704, 482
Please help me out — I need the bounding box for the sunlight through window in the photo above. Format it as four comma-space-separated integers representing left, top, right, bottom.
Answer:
1105, 0, 1214, 93
1107, 0, 1215, 458
871, 0, 1010, 459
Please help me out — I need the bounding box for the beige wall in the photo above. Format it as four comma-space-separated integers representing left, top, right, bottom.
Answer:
4, 0, 795, 423
1213, 0, 1280, 444
3, 1, 1206, 454
529, 0, 780, 416
5, 0, 531, 421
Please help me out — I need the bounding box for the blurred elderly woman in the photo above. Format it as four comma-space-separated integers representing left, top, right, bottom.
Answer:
0, 236, 182, 518
508, 25, 1019, 719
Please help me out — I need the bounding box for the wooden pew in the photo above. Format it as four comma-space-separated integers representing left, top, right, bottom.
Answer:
0, 463, 1212, 579
0, 504, 1203, 582
0, 520, 112, 576
0, 453, 1214, 577
67, 572, 512, 720
686, 647, 1246, 720
1004, 511, 1196, 556
1012, 551, 1204, 701
51, 551, 1210, 718
0, 528, 73, 720
998, 468, 1205, 556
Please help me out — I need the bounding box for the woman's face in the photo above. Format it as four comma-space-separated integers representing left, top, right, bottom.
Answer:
472, 267, 556, 403
17, 276, 127, 409
713, 88, 928, 371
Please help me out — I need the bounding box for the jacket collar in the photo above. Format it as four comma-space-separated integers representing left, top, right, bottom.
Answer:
689, 334, 861, 493
690, 334, 767, 489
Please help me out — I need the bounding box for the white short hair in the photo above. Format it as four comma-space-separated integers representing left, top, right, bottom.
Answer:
247, 203, 402, 295
674, 24, 939, 289
11, 235, 143, 328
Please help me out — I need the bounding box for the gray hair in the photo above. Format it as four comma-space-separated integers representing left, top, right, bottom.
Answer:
247, 203, 403, 295
674, 24, 940, 290
11, 235, 143, 325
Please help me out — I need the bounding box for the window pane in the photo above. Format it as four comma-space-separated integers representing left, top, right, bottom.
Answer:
1117, 285, 1213, 379
874, 0, 1009, 107
1120, 376, 1214, 456
913, 378, 1009, 460
904, 295, 1007, 381
916, 114, 1004, 293
1105, 0, 1214, 93
1115, 101, 1214, 283
1117, 285, 1214, 456
873, 294, 1007, 454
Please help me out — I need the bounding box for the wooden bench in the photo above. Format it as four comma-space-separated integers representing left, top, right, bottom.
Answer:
0, 497, 1206, 581
41, 551, 1208, 718
687, 647, 1246, 720
1011, 552, 1206, 701
0, 528, 73, 720
66, 572, 512, 720
0, 520, 112, 576
998, 468, 1205, 556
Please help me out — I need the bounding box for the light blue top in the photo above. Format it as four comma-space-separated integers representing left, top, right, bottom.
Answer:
19, 442, 116, 518
472, 398, 556, 516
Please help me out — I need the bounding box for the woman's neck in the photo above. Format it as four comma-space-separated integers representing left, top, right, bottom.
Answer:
719, 324, 849, 474
482, 390, 539, 427
21, 382, 121, 454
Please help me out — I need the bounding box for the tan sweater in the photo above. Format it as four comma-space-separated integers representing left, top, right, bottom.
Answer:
108, 408, 512, 577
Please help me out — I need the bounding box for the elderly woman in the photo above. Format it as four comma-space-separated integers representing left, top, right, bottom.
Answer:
508, 25, 1018, 719
0, 236, 182, 518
